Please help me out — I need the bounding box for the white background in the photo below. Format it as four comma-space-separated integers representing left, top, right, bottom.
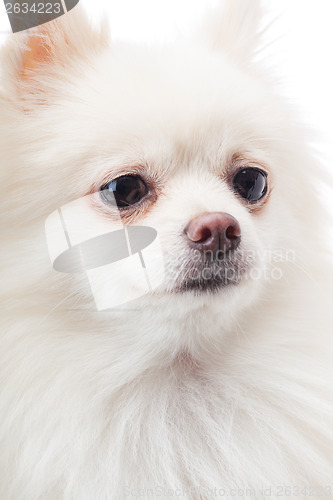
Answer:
1, 1, 333, 208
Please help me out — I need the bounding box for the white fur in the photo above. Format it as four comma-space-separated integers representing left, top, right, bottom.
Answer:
1, 2, 333, 499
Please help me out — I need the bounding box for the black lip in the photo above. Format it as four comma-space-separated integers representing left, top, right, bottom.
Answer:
169, 246, 251, 294
174, 276, 240, 294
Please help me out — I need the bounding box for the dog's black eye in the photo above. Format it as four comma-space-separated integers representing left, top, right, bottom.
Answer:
100, 175, 148, 208
233, 168, 268, 202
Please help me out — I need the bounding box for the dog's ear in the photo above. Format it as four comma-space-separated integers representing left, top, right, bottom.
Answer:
1, 7, 108, 101
197, 0, 265, 68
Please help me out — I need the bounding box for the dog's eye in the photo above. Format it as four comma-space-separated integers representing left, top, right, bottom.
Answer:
100, 175, 148, 208
233, 168, 267, 202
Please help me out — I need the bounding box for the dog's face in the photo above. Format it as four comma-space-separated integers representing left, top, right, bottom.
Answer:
1, 2, 319, 348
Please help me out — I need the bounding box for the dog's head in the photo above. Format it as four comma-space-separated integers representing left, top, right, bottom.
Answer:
1, 1, 324, 349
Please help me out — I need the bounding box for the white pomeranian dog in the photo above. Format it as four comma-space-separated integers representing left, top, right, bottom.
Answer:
1, 1, 333, 498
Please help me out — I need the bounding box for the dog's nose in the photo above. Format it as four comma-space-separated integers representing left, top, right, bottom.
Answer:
184, 212, 241, 254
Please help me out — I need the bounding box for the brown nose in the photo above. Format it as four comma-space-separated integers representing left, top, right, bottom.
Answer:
184, 212, 241, 254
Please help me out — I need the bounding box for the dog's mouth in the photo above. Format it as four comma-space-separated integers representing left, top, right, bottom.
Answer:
176, 272, 240, 293
167, 248, 252, 294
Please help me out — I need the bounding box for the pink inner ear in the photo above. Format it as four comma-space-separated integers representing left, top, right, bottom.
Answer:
17, 11, 108, 83
21, 30, 53, 80
20, 18, 71, 82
